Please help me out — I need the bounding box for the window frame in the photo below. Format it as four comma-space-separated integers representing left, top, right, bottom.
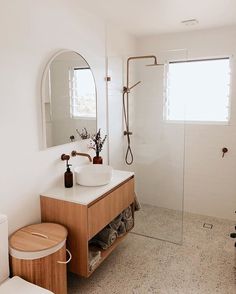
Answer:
70, 66, 97, 120
163, 56, 233, 125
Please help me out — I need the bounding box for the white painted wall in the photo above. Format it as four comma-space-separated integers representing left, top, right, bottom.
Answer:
136, 26, 236, 220
2, 0, 233, 240
0, 0, 137, 234
0, 0, 109, 234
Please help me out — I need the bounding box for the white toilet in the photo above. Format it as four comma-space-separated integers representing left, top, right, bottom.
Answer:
0, 214, 53, 294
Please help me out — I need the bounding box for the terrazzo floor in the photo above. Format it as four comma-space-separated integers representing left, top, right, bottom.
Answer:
132, 204, 183, 244
68, 207, 236, 294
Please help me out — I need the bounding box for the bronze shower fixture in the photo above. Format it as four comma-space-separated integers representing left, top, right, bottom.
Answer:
122, 55, 164, 165
123, 55, 163, 94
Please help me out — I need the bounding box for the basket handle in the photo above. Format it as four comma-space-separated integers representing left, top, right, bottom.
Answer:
57, 249, 72, 264
31, 232, 48, 239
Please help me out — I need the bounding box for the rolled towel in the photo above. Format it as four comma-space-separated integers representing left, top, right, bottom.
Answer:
109, 214, 122, 231
89, 250, 101, 271
123, 206, 132, 220
124, 217, 134, 232
91, 239, 109, 250
134, 192, 141, 211
93, 227, 118, 250
117, 221, 126, 237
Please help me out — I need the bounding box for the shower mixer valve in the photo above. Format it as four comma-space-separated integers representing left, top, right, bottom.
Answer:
124, 130, 133, 136
123, 86, 130, 93
123, 81, 142, 94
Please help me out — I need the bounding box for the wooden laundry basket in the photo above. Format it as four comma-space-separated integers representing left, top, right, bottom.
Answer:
9, 223, 70, 294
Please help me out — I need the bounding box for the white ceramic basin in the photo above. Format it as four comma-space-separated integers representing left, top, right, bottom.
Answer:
74, 165, 113, 186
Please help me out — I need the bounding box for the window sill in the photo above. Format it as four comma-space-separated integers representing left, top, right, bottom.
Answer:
164, 119, 230, 126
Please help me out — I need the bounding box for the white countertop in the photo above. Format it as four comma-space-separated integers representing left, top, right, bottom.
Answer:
41, 169, 134, 206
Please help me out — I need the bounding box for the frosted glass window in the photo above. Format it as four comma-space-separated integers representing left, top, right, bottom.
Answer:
70, 68, 96, 118
165, 58, 231, 122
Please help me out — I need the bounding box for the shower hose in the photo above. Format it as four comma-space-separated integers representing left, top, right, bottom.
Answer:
122, 91, 134, 165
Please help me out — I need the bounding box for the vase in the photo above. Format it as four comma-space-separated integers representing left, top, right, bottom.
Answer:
93, 155, 103, 164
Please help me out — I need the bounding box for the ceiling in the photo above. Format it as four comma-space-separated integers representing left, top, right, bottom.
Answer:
77, 0, 236, 36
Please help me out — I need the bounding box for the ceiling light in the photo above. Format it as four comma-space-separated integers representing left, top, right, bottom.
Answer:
181, 19, 199, 26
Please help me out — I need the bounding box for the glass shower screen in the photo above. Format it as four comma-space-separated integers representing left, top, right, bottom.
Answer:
130, 50, 187, 244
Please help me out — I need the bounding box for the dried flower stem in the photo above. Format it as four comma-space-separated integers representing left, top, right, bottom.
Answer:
90, 129, 107, 157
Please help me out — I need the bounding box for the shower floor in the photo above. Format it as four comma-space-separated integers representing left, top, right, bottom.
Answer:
68, 206, 235, 294
132, 204, 183, 243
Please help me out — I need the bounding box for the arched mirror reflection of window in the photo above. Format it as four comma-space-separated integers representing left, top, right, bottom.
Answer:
70, 67, 96, 119
42, 51, 97, 148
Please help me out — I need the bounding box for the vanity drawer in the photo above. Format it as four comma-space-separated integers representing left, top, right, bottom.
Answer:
88, 178, 134, 239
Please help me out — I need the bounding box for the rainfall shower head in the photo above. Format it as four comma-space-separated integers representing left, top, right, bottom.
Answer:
123, 55, 164, 94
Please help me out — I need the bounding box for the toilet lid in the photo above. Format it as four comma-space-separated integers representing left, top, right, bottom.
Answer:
0, 276, 53, 294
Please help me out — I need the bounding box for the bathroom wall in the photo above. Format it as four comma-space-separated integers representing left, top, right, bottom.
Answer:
136, 26, 236, 220
0, 0, 134, 233
106, 25, 136, 170
133, 56, 185, 215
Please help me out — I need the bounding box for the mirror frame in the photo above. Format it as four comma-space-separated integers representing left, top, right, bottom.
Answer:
41, 49, 98, 149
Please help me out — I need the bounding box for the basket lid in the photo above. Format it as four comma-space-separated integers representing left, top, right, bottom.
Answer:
9, 223, 67, 253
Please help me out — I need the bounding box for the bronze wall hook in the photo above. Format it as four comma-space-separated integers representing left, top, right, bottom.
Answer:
222, 147, 228, 158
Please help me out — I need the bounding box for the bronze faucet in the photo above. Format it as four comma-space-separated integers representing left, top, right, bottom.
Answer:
71, 150, 92, 162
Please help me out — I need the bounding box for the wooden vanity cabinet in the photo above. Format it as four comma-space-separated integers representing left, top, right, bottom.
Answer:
40, 176, 135, 278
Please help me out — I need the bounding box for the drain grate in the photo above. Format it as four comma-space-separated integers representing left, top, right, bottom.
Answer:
203, 223, 213, 229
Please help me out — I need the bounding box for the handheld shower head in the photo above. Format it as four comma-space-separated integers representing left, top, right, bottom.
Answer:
123, 80, 141, 94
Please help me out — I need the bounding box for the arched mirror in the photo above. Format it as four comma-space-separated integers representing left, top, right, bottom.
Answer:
42, 50, 97, 148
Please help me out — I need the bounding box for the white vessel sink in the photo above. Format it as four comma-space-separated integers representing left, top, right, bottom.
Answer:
74, 165, 113, 187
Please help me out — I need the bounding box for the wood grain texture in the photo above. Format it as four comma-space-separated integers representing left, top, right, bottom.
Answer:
10, 244, 67, 294
40, 197, 89, 277
40, 177, 135, 278
9, 223, 67, 252
88, 178, 135, 239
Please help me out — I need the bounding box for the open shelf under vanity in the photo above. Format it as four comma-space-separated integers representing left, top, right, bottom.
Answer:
87, 226, 133, 276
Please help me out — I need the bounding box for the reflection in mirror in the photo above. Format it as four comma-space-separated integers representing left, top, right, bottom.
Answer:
42, 51, 97, 148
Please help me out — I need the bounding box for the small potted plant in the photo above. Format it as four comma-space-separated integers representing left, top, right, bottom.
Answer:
90, 129, 107, 164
